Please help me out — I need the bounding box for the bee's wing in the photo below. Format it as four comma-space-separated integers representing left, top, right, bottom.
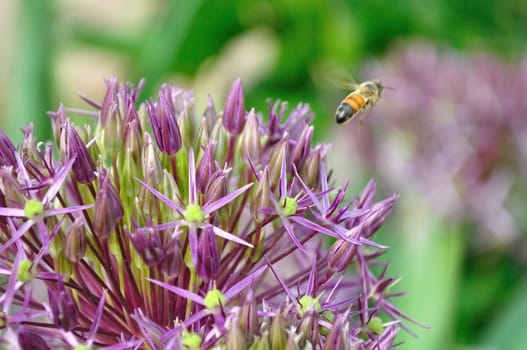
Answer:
311, 63, 360, 91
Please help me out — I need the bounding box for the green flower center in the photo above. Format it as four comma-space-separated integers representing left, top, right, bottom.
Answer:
24, 199, 44, 219
204, 288, 227, 310
279, 196, 298, 216
17, 259, 32, 282
73, 345, 89, 350
182, 331, 202, 349
367, 316, 384, 334
183, 204, 205, 224
298, 295, 321, 315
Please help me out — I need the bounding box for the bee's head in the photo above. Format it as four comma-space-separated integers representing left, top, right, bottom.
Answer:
361, 80, 383, 100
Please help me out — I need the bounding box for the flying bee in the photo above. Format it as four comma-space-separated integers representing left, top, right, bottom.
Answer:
335, 80, 384, 125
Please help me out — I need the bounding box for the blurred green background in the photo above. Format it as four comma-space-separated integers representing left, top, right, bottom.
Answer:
1, 0, 527, 349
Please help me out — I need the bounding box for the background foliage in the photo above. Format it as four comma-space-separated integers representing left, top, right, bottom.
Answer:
1, 0, 527, 349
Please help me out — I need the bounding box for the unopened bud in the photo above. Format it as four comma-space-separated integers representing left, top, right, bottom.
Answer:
223, 78, 246, 134
94, 171, 123, 238
64, 217, 87, 263
250, 167, 270, 222
240, 108, 262, 163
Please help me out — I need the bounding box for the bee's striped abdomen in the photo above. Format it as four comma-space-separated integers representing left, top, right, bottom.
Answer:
335, 93, 365, 124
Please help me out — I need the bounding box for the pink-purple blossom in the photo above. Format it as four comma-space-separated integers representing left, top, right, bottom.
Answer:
0, 78, 419, 349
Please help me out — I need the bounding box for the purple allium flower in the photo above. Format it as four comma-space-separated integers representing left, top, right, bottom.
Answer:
0, 77, 420, 349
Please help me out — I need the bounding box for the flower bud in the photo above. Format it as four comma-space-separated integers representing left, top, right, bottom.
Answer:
123, 111, 143, 164
268, 134, 288, 190
0, 129, 17, 167
226, 318, 247, 350
240, 108, 262, 163
327, 227, 361, 272
204, 172, 228, 211
298, 311, 320, 347
48, 103, 66, 146
361, 195, 398, 238
141, 133, 162, 185
291, 125, 313, 171
195, 117, 210, 153
355, 179, 376, 210
203, 94, 218, 132
146, 94, 182, 155
94, 170, 123, 238
177, 92, 197, 149
129, 227, 165, 267
64, 217, 87, 263
269, 310, 287, 349
161, 240, 183, 279
196, 143, 216, 194
100, 77, 118, 127
223, 78, 246, 134
18, 329, 51, 350
211, 118, 229, 165
101, 101, 122, 155
60, 121, 97, 184
323, 319, 351, 350
49, 280, 79, 331
250, 167, 270, 222
197, 225, 219, 280
301, 145, 322, 190
239, 289, 258, 337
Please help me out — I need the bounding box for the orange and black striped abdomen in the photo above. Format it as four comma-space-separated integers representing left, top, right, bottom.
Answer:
335, 93, 365, 124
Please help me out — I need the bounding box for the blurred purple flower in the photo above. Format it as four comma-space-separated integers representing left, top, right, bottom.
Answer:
0, 77, 417, 349
332, 41, 527, 246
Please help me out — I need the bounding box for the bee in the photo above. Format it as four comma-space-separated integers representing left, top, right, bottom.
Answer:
335, 80, 384, 125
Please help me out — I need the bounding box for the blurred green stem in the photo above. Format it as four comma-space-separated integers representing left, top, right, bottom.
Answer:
9, 0, 53, 143
389, 198, 464, 350
134, 0, 204, 98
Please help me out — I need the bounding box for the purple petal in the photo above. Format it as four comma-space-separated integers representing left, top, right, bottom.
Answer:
188, 148, 197, 204
293, 164, 324, 213
0, 219, 35, 253
224, 264, 267, 300
135, 177, 184, 215
45, 203, 94, 217
290, 216, 344, 240
210, 224, 253, 247
0, 207, 26, 217
42, 156, 76, 205
147, 278, 205, 305
282, 216, 308, 255
188, 226, 199, 267
279, 146, 288, 199
203, 183, 253, 214
265, 256, 296, 301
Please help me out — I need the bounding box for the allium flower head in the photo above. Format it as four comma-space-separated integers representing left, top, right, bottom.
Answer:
0, 77, 419, 349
